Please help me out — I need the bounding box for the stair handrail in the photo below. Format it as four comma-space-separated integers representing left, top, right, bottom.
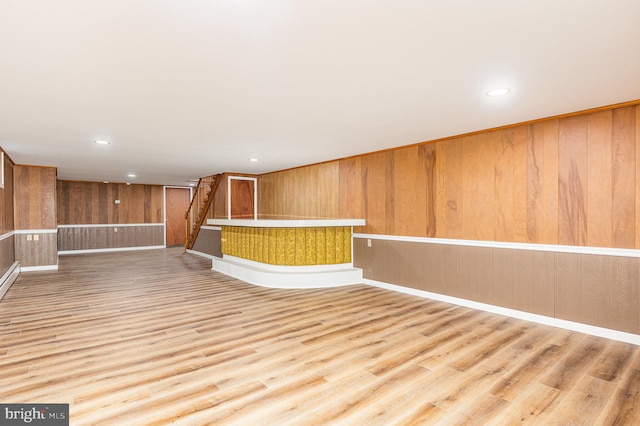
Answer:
185, 174, 222, 250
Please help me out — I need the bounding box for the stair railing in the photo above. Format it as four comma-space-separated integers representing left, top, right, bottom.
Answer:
185, 174, 221, 250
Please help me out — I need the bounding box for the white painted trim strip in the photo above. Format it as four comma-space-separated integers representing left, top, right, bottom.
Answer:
200, 226, 221, 231
59, 245, 166, 255
354, 233, 640, 258
0, 230, 14, 241
15, 229, 58, 234
186, 249, 218, 260
213, 257, 362, 288
363, 278, 640, 346
58, 223, 164, 228
223, 254, 354, 272
0, 261, 20, 301
21, 265, 58, 272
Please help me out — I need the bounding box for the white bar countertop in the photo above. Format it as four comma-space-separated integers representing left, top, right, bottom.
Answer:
207, 218, 365, 228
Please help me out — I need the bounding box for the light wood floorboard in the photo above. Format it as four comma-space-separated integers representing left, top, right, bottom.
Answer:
1, 248, 639, 425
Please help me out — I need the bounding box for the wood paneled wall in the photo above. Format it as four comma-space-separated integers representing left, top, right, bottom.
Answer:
259, 162, 340, 219
58, 225, 164, 251
1, 151, 15, 235
354, 238, 640, 334
14, 165, 57, 230
258, 102, 640, 249
57, 181, 164, 225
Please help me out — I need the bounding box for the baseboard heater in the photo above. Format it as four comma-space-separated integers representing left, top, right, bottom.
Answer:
0, 261, 20, 301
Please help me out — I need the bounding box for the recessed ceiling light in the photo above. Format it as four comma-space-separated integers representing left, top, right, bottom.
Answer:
486, 88, 511, 97
94, 140, 110, 145
250, 158, 258, 162
127, 173, 136, 178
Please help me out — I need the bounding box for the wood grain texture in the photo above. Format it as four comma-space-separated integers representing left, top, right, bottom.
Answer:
14, 233, 57, 267
0, 235, 15, 275
1, 248, 639, 425
165, 187, 190, 247
612, 107, 636, 248
587, 111, 613, 247
57, 225, 164, 251
257, 102, 640, 249
0, 152, 14, 235
57, 181, 163, 225
15, 165, 57, 230
558, 116, 588, 246
230, 179, 255, 219
637, 105, 640, 249
354, 237, 640, 334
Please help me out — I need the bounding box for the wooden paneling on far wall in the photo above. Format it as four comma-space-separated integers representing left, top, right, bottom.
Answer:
258, 103, 640, 249
57, 181, 164, 225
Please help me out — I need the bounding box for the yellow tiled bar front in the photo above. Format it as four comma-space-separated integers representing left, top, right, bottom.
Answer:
221, 226, 353, 266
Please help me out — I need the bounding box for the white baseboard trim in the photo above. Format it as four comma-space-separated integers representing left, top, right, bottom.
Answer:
213, 256, 363, 289
364, 279, 640, 346
59, 245, 166, 255
21, 264, 58, 272
0, 262, 20, 301
186, 249, 219, 260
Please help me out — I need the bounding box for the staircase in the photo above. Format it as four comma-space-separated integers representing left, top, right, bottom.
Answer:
185, 174, 221, 250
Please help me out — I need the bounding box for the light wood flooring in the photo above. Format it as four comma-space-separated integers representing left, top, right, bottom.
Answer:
1, 248, 639, 425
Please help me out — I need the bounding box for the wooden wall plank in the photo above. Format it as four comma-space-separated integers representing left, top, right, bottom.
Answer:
339, 157, 362, 221
637, 106, 640, 248
444, 137, 464, 239
474, 247, 493, 304
582, 255, 610, 328
512, 249, 533, 312
495, 130, 514, 242
15, 165, 57, 230
443, 245, 460, 297
462, 135, 479, 240
555, 253, 583, 322
512, 126, 528, 243
492, 248, 512, 308
611, 107, 636, 248
394, 146, 424, 236
458, 245, 476, 300
587, 111, 613, 247
1, 156, 15, 234
425, 243, 443, 294
558, 116, 588, 245
476, 133, 495, 241
421, 144, 437, 237
609, 257, 639, 334
434, 141, 447, 238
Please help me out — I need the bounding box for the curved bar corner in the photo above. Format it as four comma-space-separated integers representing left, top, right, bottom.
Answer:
206, 219, 365, 288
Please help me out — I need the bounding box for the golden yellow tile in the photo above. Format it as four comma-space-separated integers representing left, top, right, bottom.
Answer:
275, 228, 286, 265
316, 228, 326, 265
335, 226, 345, 263
285, 228, 296, 266
326, 227, 336, 264
305, 228, 317, 265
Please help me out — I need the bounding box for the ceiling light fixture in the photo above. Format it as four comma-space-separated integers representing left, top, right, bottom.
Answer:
250, 158, 258, 162
128, 173, 136, 178
486, 88, 511, 97
94, 140, 110, 145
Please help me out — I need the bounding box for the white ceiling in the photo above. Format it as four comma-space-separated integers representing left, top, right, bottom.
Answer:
1, 0, 639, 186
